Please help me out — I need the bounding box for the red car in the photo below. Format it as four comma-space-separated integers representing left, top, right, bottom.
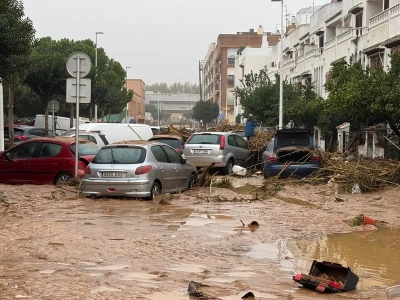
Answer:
0, 137, 99, 185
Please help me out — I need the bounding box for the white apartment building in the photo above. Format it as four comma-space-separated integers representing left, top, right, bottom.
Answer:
234, 0, 400, 113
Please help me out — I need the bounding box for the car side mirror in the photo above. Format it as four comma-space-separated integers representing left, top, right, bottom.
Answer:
182, 157, 187, 164
4, 153, 11, 161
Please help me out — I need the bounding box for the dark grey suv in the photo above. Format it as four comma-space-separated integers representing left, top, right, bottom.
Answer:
4, 126, 57, 149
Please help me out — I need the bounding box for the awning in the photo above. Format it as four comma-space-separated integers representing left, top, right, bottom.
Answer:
331, 56, 346, 65
300, 70, 311, 77
349, 4, 363, 14
382, 34, 400, 48
325, 10, 342, 23
363, 43, 384, 55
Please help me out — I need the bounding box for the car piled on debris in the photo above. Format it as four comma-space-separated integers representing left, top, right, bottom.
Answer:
261, 128, 321, 178
182, 132, 253, 175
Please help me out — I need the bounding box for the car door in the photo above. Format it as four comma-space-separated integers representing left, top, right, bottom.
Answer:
31, 142, 64, 184
0, 142, 40, 183
150, 145, 174, 190
233, 135, 252, 167
161, 145, 188, 190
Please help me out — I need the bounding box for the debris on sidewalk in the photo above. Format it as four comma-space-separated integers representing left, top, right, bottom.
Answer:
293, 260, 359, 293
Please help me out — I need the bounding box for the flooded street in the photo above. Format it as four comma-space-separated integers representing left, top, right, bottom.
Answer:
1, 176, 400, 300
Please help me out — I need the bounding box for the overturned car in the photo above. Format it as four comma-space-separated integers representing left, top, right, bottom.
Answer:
261, 128, 321, 178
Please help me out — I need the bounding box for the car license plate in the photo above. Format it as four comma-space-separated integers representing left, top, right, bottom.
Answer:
193, 149, 210, 154
103, 171, 124, 178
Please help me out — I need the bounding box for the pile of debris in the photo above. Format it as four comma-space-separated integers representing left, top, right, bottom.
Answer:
158, 126, 194, 140
248, 129, 275, 151
305, 154, 400, 192
214, 119, 244, 132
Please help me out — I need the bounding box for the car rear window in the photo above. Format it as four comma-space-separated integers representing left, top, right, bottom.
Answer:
93, 146, 146, 164
276, 133, 311, 147
150, 138, 181, 148
69, 143, 99, 155
186, 134, 221, 144
4, 128, 25, 137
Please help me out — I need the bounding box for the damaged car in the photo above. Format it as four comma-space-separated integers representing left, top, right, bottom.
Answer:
261, 128, 321, 178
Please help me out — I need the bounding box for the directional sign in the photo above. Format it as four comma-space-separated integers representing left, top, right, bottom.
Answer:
47, 100, 59, 113
66, 78, 91, 103
66, 52, 92, 78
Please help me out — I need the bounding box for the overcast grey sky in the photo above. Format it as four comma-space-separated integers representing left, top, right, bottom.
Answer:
23, 0, 328, 85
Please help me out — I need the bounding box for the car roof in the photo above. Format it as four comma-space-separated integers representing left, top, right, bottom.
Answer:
109, 140, 163, 146
191, 132, 237, 136
150, 135, 183, 140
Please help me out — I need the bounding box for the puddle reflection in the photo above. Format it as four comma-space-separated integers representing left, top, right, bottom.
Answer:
288, 227, 400, 287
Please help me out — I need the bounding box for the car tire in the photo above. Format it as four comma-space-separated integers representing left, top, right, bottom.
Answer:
144, 182, 161, 200
56, 172, 72, 185
188, 173, 197, 189
221, 159, 234, 175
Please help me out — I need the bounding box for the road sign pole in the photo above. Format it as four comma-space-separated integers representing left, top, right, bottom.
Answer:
52, 102, 55, 134
75, 56, 81, 178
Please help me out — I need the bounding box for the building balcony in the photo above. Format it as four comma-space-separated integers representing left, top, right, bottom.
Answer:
305, 49, 316, 60
325, 37, 336, 50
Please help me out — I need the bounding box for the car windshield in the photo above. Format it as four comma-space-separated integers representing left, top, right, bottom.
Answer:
186, 134, 220, 144
69, 142, 99, 155
93, 146, 146, 164
276, 133, 311, 147
151, 138, 181, 148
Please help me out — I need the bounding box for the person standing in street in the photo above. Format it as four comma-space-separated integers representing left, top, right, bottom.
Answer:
245, 114, 257, 141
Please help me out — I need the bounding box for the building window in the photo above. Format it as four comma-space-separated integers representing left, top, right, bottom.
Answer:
319, 34, 324, 48
227, 75, 235, 86
355, 11, 362, 28
384, 0, 389, 10
228, 57, 235, 65
369, 53, 383, 71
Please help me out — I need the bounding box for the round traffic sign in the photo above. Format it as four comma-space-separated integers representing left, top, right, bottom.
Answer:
48, 100, 59, 113
66, 52, 92, 78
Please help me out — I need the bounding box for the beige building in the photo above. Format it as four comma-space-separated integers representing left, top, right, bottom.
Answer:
203, 29, 266, 123
126, 79, 146, 123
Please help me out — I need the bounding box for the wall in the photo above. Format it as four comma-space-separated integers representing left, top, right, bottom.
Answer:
126, 79, 146, 123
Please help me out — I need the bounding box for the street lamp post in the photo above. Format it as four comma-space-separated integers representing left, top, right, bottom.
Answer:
125, 66, 131, 121
94, 31, 104, 123
272, 0, 284, 129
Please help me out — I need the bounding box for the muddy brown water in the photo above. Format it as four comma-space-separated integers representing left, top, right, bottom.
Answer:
1, 183, 400, 299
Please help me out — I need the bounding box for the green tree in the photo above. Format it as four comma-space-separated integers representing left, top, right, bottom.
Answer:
322, 58, 400, 135
0, 0, 35, 147
145, 104, 157, 118
182, 110, 192, 119
192, 100, 219, 128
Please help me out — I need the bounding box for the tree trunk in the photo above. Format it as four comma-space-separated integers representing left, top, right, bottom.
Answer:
89, 103, 93, 121
7, 85, 15, 148
69, 103, 74, 128
44, 109, 49, 135
101, 109, 105, 120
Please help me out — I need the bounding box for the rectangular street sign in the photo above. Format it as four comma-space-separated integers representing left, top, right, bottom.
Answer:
66, 78, 91, 103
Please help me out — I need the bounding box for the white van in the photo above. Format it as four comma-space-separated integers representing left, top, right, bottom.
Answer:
35, 115, 90, 135
62, 123, 153, 144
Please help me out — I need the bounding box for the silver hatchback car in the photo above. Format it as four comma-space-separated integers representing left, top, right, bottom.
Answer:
182, 132, 252, 175
82, 141, 197, 200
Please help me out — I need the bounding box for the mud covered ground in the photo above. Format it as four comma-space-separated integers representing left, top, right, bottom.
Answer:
1, 175, 399, 300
